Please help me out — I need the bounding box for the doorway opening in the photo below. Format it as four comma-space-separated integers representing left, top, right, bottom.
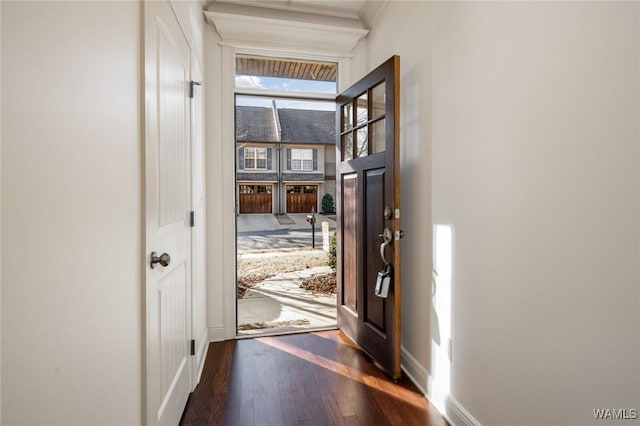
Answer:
234, 54, 339, 337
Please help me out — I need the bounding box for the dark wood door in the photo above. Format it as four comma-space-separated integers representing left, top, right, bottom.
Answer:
239, 184, 272, 214
336, 56, 401, 378
286, 185, 318, 213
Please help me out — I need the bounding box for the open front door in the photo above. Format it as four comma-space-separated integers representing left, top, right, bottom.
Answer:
336, 56, 402, 378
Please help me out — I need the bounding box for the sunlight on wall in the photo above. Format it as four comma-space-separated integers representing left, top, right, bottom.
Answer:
430, 224, 453, 412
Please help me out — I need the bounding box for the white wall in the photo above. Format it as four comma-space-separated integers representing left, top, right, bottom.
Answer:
1, 1, 143, 424
2, 1, 208, 422
365, 2, 640, 426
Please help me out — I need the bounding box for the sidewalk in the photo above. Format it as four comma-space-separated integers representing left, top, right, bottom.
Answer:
237, 213, 336, 233
237, 265, 337, 336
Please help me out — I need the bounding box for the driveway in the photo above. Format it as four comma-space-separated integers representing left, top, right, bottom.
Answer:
237, 213, 336, 251
237, 213, 335, 232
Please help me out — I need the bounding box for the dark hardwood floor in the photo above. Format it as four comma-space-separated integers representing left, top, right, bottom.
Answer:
180, 330, 449, 426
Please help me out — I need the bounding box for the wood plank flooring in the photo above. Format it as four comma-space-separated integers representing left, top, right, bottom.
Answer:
180, 330, 449, 426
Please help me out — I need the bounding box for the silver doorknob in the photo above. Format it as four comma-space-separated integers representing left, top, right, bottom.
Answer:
150, 252, 171, 269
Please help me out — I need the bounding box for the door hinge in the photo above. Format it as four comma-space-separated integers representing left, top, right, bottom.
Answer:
189, 80, 202, 98
190, 211, 195, 227
190, 339, 195, 356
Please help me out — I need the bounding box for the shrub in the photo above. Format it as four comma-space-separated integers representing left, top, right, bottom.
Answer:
327, 231, 337, 271
321, 193, 335, 214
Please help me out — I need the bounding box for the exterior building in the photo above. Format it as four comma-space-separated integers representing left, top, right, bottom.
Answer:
236, 103, 336, 214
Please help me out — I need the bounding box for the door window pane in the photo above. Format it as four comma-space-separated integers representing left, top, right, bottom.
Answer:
371, 82, 386, 119
356, 93, 368, 125
356, 128, 368, 158
342, 133, 353, 161
371, 119, 386, 154
342, 103, 353, 131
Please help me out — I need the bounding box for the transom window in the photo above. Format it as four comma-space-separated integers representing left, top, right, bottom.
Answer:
245, 147, 267, 170
236, 54, 337, 94
291, 149, 313, 171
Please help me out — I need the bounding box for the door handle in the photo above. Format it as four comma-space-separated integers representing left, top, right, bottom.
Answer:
150, 252, 171, 269
379, 228, 392, 265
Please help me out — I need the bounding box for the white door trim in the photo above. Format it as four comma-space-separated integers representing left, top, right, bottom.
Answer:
221, 44, 238, 340
205, 3, 365, 340
217, 42, 358, 340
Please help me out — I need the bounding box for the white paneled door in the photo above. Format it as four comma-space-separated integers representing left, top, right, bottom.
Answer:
144, 1, 192, 425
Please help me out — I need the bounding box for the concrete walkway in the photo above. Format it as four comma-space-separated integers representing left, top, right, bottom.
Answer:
237, 265, 337, 336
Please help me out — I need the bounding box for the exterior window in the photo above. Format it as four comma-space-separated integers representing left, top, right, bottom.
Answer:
256, 185, 271, 194
286, 185, 317, 194
244, 147, 267, 170
291, 149, 313, 171
239, 184, 272, 194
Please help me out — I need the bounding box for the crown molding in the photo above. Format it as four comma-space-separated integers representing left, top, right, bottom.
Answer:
209, 0, 363, 20
204, 7, 368, 57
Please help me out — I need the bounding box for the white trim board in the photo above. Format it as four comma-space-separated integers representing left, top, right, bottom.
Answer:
401, 346, 482, 426
220, 45, 237, 341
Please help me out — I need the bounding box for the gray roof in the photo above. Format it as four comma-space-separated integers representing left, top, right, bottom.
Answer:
278, 109, 335, 144
281, 173, 325, 182
235, 106, 277, 142
236, 172, 278, 182
235, 105, 335, 145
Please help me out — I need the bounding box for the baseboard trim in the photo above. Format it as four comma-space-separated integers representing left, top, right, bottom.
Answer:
400, 345, 429, 395
195, 328, 209, 385
445, 396, 483, 426
207, 326, 225, 342
400, 346, 482, 426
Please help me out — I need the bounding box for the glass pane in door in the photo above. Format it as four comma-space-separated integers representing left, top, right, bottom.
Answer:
356, 93, 368, 126
371, 119, 386, 154
342, 133, 353, 161
342, 103, 353, 131
371, 82, 386, 119
356, 128, 368, 158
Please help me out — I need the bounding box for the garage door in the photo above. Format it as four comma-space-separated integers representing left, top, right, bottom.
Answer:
286, 185, 317, 213
239, 184, 272, 213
